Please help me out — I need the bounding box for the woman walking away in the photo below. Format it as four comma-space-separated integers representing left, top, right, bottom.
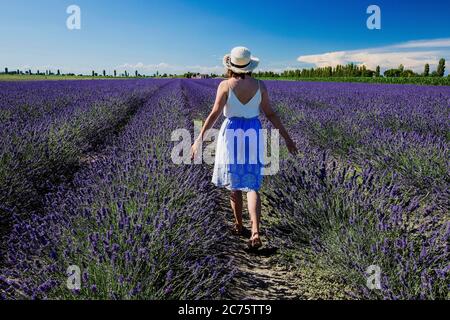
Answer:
191, 47, 297, 249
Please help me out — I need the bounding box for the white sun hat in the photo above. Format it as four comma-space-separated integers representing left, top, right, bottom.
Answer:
223, 46, 259, 73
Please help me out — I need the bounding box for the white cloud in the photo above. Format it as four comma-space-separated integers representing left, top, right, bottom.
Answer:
393, 38, 450, 49
297, 38, 450, 72
257, 66, 298, 73
116, 62, 223, 74
118, 62, 172, 71
185, 65, 224, 74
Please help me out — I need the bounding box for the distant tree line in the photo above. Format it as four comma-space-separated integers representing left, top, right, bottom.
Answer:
383, 59, 446, 78
1, 59, 447, 79
1, 67, 152, 78
183, 72, 218, 79
1, 67, 220, 79
254, 58, 447, 78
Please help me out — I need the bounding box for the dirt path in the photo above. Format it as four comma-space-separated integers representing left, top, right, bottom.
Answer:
225, 236, 301, 300
217, 191, 303, 300
217, 188, 358, 300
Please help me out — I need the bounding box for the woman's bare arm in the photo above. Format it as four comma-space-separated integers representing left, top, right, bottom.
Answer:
191, 81, 228, 159
195, 81, 228, 142
259, 81, 298, 154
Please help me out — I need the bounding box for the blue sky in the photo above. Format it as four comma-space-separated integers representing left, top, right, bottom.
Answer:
1, 0, 449, 74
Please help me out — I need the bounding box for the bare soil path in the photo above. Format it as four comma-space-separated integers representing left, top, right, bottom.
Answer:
217, 191, 303, 300
216, 190, 354, 300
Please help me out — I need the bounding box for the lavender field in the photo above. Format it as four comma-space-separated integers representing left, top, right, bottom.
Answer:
0, 79, 448, 300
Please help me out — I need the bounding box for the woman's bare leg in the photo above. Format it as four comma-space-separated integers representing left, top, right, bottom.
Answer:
247, 191, 261, 237
230, 191, 243, 229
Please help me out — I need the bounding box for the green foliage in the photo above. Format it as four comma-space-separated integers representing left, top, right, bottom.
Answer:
254, 59, 447, 82
436, 58, 446, 77
256, 63, 377, 78
384, 69, 402, 77
375, 66, 381, 77
255, 76, 450, 86
424, 64, 430, 77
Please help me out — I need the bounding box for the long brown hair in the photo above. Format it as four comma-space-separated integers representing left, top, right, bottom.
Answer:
226, 69, 252, 79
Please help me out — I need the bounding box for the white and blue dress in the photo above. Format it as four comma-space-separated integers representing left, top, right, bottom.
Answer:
212, 81, 264, 192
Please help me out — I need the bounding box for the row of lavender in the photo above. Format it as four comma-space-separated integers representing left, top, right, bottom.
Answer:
0, 80, 168, 232
1, 80, 234, 299
268, 82, 449, 193
189, 79, 449, 299
1, 78, 448, 299
265, 82, 449, 299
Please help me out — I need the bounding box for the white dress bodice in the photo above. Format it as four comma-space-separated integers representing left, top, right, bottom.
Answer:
223, 82, 261, 119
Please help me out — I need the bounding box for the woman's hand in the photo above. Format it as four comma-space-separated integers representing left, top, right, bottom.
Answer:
190, 138, 201, 161
286, 139, 298, 155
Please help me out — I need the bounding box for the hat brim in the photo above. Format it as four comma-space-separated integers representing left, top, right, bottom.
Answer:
223, 54, 259, 73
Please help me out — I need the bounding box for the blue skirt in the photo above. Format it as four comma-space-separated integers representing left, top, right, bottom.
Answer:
212, 116, 264, 192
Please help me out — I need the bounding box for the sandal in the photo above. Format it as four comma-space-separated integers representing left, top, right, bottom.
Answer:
248, 232, 262, 249
231, 224, 243, 236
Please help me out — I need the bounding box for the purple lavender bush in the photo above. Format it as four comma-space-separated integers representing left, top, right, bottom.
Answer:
0, 80, 166, 232
264, 152, 448, 299
1, 78, 448, 300
261, 81, 449, 299
1, 80, 234, 299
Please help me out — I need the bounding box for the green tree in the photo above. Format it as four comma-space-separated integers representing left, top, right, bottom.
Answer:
92, 70, 95, 77
4, 67, 8, 74
375, 66, 381, 77
424, 64, 430, 77
436, 58, 445, 77
114, 70, 117, 77
103, 70, 106, 77
402, 69, 416, 77
384, 69, 401, 77
57, 69, 61, 76
398, 64, 404, 73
